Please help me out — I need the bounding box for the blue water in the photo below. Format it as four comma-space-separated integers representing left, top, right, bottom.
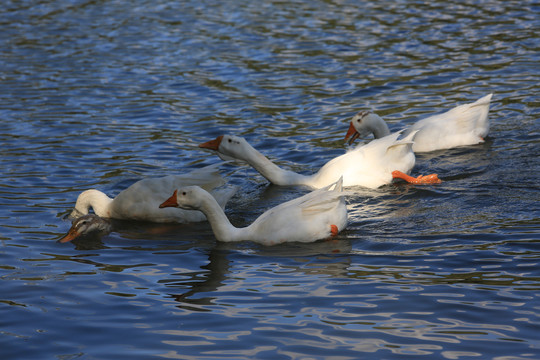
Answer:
1, 0, 539, 359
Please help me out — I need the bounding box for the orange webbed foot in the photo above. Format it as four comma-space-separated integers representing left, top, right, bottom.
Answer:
326, 224, 340, 246
392, 170, 441, 185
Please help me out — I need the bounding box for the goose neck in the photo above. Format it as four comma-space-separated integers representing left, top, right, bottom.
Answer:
371, 118, 391, 139
198, 193, 245, 242
74, 189, 113, 218
241, 144, 311, 186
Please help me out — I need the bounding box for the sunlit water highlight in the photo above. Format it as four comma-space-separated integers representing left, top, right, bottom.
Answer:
1, 0, 539, 359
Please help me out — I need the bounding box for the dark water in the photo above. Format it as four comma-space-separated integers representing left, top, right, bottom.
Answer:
1, 0, 539, 359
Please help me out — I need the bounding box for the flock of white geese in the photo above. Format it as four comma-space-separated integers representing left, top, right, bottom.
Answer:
59, 94, 492, 246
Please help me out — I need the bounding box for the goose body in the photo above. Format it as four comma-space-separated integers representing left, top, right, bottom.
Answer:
70, 163, 236, 223
345, 94, 493, 152
160, 178, 348, 245
199, 132, 418, 189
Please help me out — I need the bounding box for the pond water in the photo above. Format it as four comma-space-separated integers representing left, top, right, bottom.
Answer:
1, 0, 539, 359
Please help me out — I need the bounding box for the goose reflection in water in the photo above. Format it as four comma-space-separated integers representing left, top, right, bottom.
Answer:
164, 241, 354, 312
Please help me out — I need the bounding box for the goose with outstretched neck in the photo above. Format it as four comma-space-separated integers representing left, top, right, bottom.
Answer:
160, 177, 348, 245
199, 132, 440, 189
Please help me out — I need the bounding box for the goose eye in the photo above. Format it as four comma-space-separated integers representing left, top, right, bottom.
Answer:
228, 139, 232, 143
182, 192, 187, 196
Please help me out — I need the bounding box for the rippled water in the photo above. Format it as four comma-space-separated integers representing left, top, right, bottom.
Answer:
1, 0, 539, 359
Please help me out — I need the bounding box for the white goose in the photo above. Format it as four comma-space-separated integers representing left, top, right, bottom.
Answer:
345, 94, 493, 152
159, 178, 348, 245
69, 163, 236, 223
58, 214, 112, 243
199, 133, 439, 189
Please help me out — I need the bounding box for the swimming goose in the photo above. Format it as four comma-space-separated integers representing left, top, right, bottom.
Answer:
199, 133, 439, 189
58, 214, 112, 243
159, 178, 348, 245
345, 94, 493, 152
69, 163, 236, 223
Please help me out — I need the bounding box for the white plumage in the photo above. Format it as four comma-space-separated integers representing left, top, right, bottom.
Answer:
345, 94, 493, 152
160, 177, 348, 245
69, 163, 236, 223
198, 132, 425, 189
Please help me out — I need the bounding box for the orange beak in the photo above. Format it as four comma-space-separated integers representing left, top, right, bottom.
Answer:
199, 135, 223, 151
58, 228, 80, 243
159, 190, 179, 208
344, 122, 360, 145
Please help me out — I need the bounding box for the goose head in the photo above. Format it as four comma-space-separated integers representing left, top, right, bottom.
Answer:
58, 214, 111, 243
199, 135, 252, 162
159, 187, 207, 211
345, 111, 388, 145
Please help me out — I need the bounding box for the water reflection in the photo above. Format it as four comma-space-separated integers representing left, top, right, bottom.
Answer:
144, 242, 540, 357
165, 248, 231, 311
5, 217, 540, 359
2, 0, 539, 358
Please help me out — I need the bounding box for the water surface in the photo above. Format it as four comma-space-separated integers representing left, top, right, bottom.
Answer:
1, 0, 539, 359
